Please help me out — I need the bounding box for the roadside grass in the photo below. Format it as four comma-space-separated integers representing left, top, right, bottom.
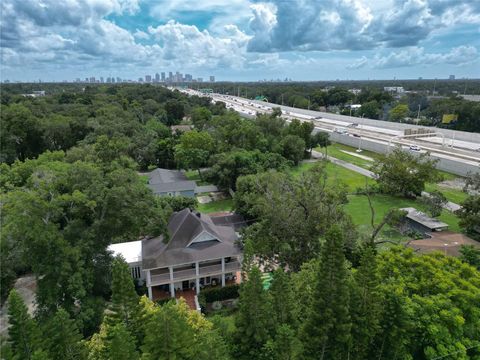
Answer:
290, 161, 373, 191
197, 199, 233, 213
316, 142, 467, 205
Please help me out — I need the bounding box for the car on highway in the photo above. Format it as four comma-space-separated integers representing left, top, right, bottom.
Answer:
352, 133, 361, 138
314, 116, 322, 119
409, 145, 421, 151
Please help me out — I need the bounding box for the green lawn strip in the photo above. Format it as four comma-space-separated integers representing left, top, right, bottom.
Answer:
184, 170, 210, 186
197, 199, 234, 213
424, 183, 468, 204
345, 194, 461, 238
290, 161, 373, 192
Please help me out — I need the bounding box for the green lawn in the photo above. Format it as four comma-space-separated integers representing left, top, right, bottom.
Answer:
316, 143, 466, 205
346, 194, 461, 238
197, 199, 234, 213
290, 161, 373, 192
184, 170, 210, 186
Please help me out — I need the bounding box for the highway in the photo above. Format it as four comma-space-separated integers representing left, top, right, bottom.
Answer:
176, 88, 480, 174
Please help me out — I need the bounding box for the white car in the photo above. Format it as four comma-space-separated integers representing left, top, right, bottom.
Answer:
409, 145, 421, 151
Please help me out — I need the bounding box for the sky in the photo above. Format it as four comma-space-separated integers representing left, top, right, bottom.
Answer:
1, 0, 480, 82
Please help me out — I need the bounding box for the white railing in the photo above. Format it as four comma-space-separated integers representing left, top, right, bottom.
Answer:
149, 261, 241, 286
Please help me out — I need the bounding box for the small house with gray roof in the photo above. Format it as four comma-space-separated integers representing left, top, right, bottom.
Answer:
108, 209, 243, 301
147, 168, 196, 197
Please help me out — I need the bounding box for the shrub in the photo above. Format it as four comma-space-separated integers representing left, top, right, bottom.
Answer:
201, 284, 240, 303
156, 298, 174, 306
212, 301, 223, 310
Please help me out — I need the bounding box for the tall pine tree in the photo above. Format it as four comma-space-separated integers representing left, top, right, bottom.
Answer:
301, 226, 352, 360
41, 308, 85, 360
350, 246, 383, 360
106, 256, 140, 335
105, 323, 139, 360
6, 289, 40, 360
234, 266, 272, 359
268, 268, 296, 331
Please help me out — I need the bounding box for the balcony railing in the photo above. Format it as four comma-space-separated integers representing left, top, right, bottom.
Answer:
148, 260, 241, 286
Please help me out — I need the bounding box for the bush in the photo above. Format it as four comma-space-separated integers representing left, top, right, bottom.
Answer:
212, 301, 222, 310
156, 298, 174, 306
201, 284, 240, 303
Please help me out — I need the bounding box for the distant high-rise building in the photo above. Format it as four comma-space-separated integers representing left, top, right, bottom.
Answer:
100, 77, 104, 83
75, 78, 81, 83
145, 75, 152, 83
449, 75, 455, 80
155, 73, 160, 82
138, 77, 143, 82
185, 74, 192, 82
197, 77, 203, 82
116, 77, 121, 83
168, 72, 173, 82
161, 72, 166, 82
112, 77, 116, 83
209, 75, 215, 82
89, 77, 95, 83
85, 77, 89, 82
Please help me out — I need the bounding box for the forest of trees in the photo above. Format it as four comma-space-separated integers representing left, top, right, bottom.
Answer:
1, 83, 480, 359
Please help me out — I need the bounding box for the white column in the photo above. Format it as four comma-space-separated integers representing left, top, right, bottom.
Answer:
147, 270, 153, 300
195, 262, 200, 294
221, 257, 226, 287
169, 266, 175, 298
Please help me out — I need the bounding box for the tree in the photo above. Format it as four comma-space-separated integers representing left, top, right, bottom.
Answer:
208, 150, 289, 190
311, 131, 330, 155
6, 290, 40, 360
280, 135, 305, 165
420, 190, 447, 217
41, 308, 85, 360
285, 119, 314, 152
191, 107, 212, 130
240, 164, 353, 271
175, 130, 214, 180
459, 245, 480, 270
456, 195, 480, 239
87, 322, 139, 360
359, 100, 380, 119
106, 256, 140, 335
234, 267, 272, 359
262, 324, 301, 360
371, 147, 440, 197
389, 104, 409, 121
268, 268, 295, 330
301, 226, 352, 360
350, 247, 383, 360
164, 99, 185, 126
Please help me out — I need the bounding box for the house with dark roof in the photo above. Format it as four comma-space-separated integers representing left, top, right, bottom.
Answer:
400, 207, 449, 235
108, 209, 243, 301
147, 168, 197, 197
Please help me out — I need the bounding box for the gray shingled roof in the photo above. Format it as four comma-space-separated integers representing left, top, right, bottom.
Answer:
147, 168, 196, 194
142, 209, 241, 270
401, 207, 449, 230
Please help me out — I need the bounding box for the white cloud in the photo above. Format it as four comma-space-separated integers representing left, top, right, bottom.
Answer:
372, 46, 479, 68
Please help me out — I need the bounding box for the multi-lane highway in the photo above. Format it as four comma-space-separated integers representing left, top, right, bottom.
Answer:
176, 87, 480, 175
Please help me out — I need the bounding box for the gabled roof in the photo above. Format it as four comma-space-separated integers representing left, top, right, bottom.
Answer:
142, 209, 241, 270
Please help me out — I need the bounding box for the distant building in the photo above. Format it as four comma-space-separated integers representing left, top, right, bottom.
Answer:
161, 72, 166, 82
209, 75, 215, 82
449, 75, 455, 80
116, 77, 122, 83
384, 86, 405, 93
100, 77, 104, 83
138, 77, 143, 82
197, 77, 203, 82
184, 74, 193, 82
155, 73, 160, 82
348, 88, 362, 95
22, 90, 46, 98
168, 72, 173, 82
89, 77, 96, 83
145, 75, 152, 83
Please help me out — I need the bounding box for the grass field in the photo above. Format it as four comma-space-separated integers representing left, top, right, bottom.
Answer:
197, 199, 234, 213
290, 161, 373, 191
316, 143, 467, 204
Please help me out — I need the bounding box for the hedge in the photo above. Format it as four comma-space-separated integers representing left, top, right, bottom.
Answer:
201, 284, 240, 303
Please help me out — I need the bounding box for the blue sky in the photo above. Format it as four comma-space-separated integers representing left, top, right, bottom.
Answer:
1, 0, 479, 82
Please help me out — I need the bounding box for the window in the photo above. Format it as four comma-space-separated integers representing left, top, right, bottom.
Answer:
131, 266, 141, 279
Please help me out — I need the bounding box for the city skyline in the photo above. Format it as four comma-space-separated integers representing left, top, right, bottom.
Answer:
1, 0, 479, 82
